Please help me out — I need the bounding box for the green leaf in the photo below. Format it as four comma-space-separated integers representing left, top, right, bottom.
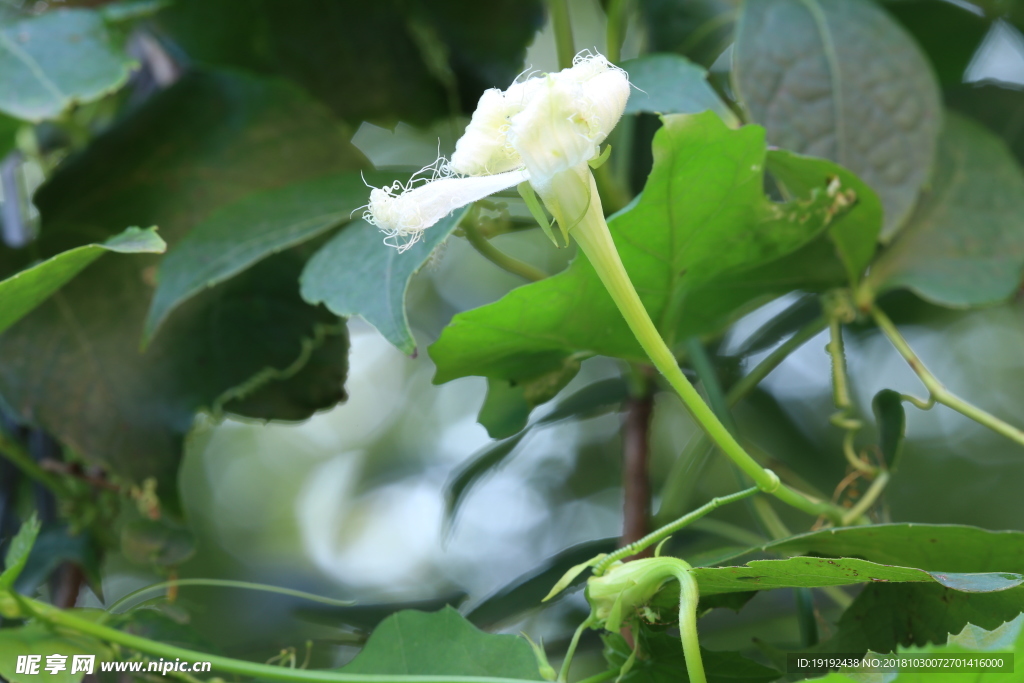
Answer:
0, 9, 136, 122
813, 583, 1024, 657
300, 210, 465, 356
621, 53, 737, 124
0, 227, 164, 337
0, 621, 111, 683
765, 149, 882, 284
338, 607, 543, 679
145, 172, 388, 344
862, 113, 1024, 308
604, 631, 781, 683
733, 0, 942, 238
810, 614, 1023, 681
158, 0, 542, 126
0, 112, 19, 158
0, 515, 40, 590
872, 388, 906, 472
710, 523, 1024, 573
431, 112, 859, 389
0, 70, 360, 493
684, 557, 1023, 597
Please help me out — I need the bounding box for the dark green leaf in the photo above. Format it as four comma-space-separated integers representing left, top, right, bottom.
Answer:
815, 583, 1024, 656
158, 0, 542, 125
0, 514, 39, 590
338, 607, 543, 679
622, 53, 736, 123
884, 0, 990, 86
872, 389, 906, 472
15, 524, 102, 599
468, 538, 617, 627
431, 112, 858, 388
0, 227, 164, 336
0, 621, 110, 683
734, 0, 941, 238
145, 172, 389, 344
863, 113, 1024, 307
0, 9, 136, 122
300, 211, 466, 356
712, 523, 1024, 572
814, 612, 1024, 681
0, 70, 359, 492
640, 0, 736, 68
604, 631, 780, 683
946, 82, 1024, 166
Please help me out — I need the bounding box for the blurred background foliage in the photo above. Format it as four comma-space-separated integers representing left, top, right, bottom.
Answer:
1, 0, 1024, 679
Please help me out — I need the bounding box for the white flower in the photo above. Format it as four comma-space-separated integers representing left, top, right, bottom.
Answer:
364, 52, 630, 250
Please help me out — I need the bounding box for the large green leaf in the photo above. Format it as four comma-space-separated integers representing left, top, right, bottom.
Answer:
300, 210, 466, 355
0, 9, 136, 122
430, 112, 858, 387
0, 227, 164, 336
158, 0, 542, 126
338, 607, 543, 679
145, 171, 387, 344
862, 113, 1024, 308
733, 0, 941, 238
0, 70, 360, 492
815, 583, 1024, 656
709, 523, 1024, 572
811, 614, 1024, 681
622, 53, 736, 124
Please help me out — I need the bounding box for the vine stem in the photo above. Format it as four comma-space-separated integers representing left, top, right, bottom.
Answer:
595, 486, 760, 575
871, 305, 1024, 448
460, 218, 548, 282
546, 0, 576, 71
16, 595, 543, 683
107, 578, 354, 614
555, 168, 846, 523
0, 429, 64, 496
